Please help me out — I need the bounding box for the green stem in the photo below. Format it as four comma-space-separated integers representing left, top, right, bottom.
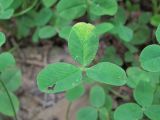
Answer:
0, 79, 18, 120
13, 0, 38, 17
66, 102, 72, 120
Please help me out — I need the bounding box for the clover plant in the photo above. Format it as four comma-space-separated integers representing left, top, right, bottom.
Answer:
115, 67, 160, 120
37, 22, 128, 120
1, 0, 160, 119
114, 25, 160, 120
0, 32, 22, 119
37, 22, 160, 120
0, 0, 118, 43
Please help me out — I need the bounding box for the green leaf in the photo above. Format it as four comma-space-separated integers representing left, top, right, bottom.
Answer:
0, 9, 14, 19
65, 85, 84, 102
32, 28, 39, 43
114, 7, 127, 24
130, 25, 150, 45
42, 0, 57, 7
37, 63, 82, 93
126, 67, 150, 88
10, 0, 22, 9
95, 23, 114, 36
0, 66, 22, 92
0, 0, 13, 9
104, 94, 113, 111
88, 11, 100, 21
34, 8, 53, 26
117, 24, 133, 42
76, 107, 98, 120
124, 43, 138, 53
0, 32, 6, 47
149, 72, 160, 87
54, 16, 71, 30
89, 85, 106, 108
138, 12, 151, 24
68, 22, 99, 66
56, 0, 87, 20
0, 91, 19, 116
58, 26, 72, 40
124, 51, 135, 63
99, 108, 109, 120
110, 24, 133, 42
86, 62, 127, 86
101, 46, 123, 66
134, 81, 154, 107
144, 105, 160, 120
89, 0, 118, 16
114, 103, 143, 120
38, 26, 57, 39
0, 52, 16, 72
151, 14, 160, 27
156, 25, 160, 44
153, 85, 160, 104
140, 44, 160, 72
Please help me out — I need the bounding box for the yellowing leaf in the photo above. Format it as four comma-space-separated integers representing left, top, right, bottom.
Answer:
68, 22, 99, 66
